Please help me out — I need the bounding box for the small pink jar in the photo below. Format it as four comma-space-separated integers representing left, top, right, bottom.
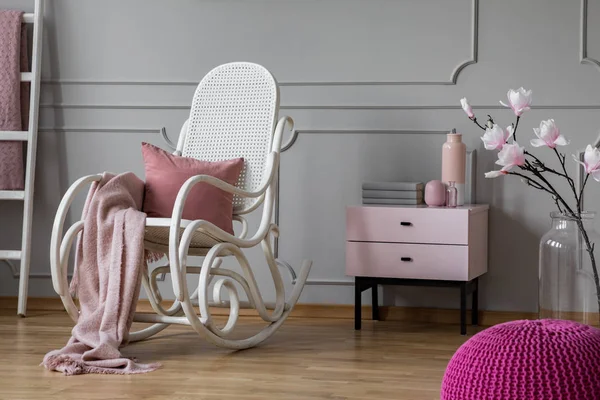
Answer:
425, 180, 446, 206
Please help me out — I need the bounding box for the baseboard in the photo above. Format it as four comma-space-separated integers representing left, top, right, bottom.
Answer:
381, 307, 536, 327
0, 296, 537, 326
0, 297, 67, 312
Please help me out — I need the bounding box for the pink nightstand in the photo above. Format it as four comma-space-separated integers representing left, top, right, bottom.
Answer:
346, 204, 489, 335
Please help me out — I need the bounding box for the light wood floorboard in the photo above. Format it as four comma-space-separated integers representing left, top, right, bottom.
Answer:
0, 309, 481, 400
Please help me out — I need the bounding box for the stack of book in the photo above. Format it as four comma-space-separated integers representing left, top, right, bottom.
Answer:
362, 181, 424, 205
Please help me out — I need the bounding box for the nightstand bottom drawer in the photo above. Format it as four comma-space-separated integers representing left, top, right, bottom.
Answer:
346, 242, 469, 281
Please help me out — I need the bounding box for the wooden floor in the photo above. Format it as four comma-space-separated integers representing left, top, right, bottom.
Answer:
0, 309, 481, 400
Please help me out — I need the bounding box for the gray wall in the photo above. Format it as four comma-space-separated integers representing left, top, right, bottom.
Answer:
1, 0, 600, 313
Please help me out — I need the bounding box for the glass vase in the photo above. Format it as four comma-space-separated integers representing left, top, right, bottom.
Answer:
539, 211, 600, 326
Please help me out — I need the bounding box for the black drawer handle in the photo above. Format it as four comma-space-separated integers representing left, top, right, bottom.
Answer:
401, 257, 413, 262
400, 221, 412, 227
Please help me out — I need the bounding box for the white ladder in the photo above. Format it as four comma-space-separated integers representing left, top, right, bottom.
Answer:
0, 0, 44, 317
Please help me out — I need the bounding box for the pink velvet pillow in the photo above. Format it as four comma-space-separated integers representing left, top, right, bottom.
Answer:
141, 142, 244, 235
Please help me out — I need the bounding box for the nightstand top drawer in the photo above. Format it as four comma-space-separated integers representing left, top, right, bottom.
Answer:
346, 204, 488, 245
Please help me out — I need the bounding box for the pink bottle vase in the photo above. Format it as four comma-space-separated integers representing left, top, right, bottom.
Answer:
441, 131, 466, 206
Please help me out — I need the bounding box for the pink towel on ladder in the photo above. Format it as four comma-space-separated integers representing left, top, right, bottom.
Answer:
42, 172, 161, 375
0, 10, 29, 190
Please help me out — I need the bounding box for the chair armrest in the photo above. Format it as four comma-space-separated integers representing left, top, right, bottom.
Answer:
50, 173, 103, 295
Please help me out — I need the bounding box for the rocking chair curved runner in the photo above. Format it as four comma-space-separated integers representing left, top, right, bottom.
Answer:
49, 62, 312, 349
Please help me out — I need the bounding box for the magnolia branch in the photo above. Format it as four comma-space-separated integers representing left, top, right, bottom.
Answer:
461, 90, 600, 318
512, 116, 520, 142
471, 117, 486, 131
554, 148, 580, 212
509, 170, 554, 197
579, 174, 590, 211
525, 161, 576, 216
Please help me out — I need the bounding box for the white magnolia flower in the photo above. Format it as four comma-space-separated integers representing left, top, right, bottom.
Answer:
486, 142, 526, 178
481, 124, 513, 151
460, 97, 474, 118
485, 170, 505, 178
496, 142, 526, 171
500, 87, 533, 116
531, 119, 569, 148
573, 145, 600, 182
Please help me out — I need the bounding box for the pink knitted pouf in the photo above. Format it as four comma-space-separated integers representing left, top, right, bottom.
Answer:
441, 319, 600, 400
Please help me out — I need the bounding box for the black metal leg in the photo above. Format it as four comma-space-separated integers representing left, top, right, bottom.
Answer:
472, 278, 479, 326
351, 276, 481, 335
371, 283, 380, 321
355, 278, 362, 330
460, 282, 467, 335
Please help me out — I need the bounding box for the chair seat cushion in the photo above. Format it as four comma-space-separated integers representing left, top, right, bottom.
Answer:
144, 224, 225, 252
141, 142, 244, 235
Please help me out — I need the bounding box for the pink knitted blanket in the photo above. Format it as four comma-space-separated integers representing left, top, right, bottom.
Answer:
42, 172, 160, 375
0, 10, 29, 190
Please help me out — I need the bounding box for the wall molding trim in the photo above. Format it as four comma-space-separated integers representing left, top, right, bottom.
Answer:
41, 80, 200, 87
39, 1, 478, 87
40, 103, 600, 111
40, 79, 465, 88
38, 127, 163, 134
41, 104, 192, 111
38, 127, 450, 140
448, 0, 479, 84
280, 129, 448, 152
2, 259, 350, 286
0, 260, 72, 280
1, 256, 352, 286
581, 0, 600, 71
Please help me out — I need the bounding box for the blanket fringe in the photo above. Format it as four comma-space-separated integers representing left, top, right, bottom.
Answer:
145, 250, 165, 264
42, 354, 162, 376
42, 355, 85, 376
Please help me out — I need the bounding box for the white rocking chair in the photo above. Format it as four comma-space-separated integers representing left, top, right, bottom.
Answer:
49, 62, 312, 349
